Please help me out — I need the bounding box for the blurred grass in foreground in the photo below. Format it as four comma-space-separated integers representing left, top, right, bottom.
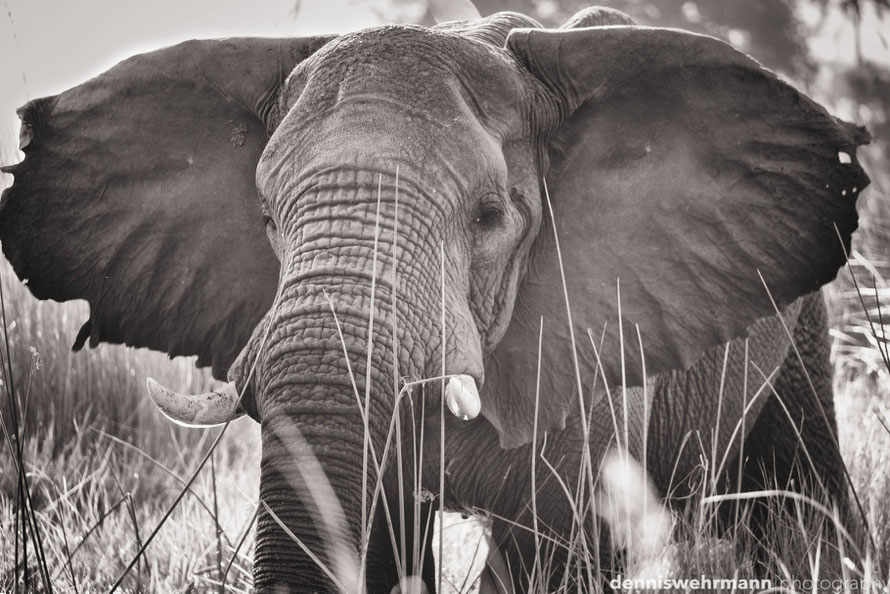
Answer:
0, 161, 888, 592
2, 250, 888, 592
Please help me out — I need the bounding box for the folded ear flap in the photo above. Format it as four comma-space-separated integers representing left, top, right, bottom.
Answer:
483, 25, 869, 448
0, 36, 334, 379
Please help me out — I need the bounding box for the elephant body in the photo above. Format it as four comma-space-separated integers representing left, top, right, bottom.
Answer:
0, 6, 868, 592
439, 291, 843, 592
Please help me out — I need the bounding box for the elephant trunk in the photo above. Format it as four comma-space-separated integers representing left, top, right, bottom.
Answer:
246, 175, 485, 590
252, 284, 421, 592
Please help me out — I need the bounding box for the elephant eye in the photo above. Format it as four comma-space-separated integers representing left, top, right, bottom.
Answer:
260, 200, 276, 229
472, 200, 504, 229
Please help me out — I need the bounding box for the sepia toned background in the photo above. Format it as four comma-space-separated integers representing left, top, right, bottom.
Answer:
1, 0, 888, 591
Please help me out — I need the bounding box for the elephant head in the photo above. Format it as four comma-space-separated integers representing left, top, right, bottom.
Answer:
0, 7, 869, 592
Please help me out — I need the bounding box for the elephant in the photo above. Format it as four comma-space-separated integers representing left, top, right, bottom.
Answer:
0, 5, 870, 593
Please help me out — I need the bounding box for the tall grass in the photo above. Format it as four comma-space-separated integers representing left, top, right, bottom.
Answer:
1, 152, 889, 593
3, 232, 890, 592
0, 255, 261, 591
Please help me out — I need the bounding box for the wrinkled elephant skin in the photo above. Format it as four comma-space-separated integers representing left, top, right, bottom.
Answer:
0, 5, 870, 593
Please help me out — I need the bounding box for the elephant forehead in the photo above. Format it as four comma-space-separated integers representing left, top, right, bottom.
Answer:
285, 24, 530, 139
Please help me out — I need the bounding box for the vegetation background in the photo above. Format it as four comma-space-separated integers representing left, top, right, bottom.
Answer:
0, 0, 888, 591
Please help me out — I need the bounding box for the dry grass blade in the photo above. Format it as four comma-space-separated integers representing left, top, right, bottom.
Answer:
530, 315, 543, 587
265, 418, 361, 592
702, 489, 858, 545
109, 286, 283, 591
260, 500, 353, 592
0, 270, 53, 593
222, 504, 259, 589
757, 269, 873, 551
322, 290, 401, 580
439, 239, 447, 593
95, 430, 234, 548
107, 418, 235, 592
108, 463, 146, 589
361, 173, 385, 551
57, 515, 79, 594
210, 450, 224, 592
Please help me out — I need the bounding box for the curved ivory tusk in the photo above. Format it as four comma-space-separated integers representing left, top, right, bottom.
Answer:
445, 375, 481, 421
146, 378, 244, 427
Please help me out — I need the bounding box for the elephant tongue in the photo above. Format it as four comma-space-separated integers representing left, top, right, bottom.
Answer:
445, 375, 481, 420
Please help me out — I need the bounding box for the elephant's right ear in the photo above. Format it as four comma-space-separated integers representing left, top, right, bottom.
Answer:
0, 36, 334, 379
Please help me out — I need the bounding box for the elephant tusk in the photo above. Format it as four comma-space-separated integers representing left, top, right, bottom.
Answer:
445, 374, 481, 421
146, 378, 244, 427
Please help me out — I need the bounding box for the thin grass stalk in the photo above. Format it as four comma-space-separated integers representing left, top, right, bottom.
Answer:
758, 267, 873, 550
457, 531, 487, 594
56, 503, 80, 594
703, 489, 859, 545
261, 501, 352, 592
836, 232, 890, 373
269, 418, 361, 591
586, 330, 620, 459
616, 280, 628, 458
734, 338, 750, 533
360, 175, 385, 558
541, 179, 595, 501
713, 366, 778, 485
95, 430, 233, 547
613, 278, 633, 581
360, 374, 462, 585
110, 286, 283, 591
221, 504, 258, 589
530, 316, 543, 587
108, 420, 234, 592
634, 324, 649, 524
391, 166, 408, 580
325, 291, 401, 579
792, 498, 817, 583
438, 239, 446, 593
109, 463, 145, 589
210, 451, 224, 592
709, 343, 731, 496
543, 177, 597, 590
49, 494, 128, 581
835, 504, 854, 594
415, 377, 426, 579
0, 272, 52, 592
873, 283, 889, 370
127, 493, 144, 591
751, 360, 832, 501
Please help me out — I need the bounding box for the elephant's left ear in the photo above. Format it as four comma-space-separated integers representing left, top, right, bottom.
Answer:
483, 25, 870, 447
0, 36, 333, 379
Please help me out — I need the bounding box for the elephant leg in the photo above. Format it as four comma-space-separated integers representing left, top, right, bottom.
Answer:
731, 292, 848, 531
